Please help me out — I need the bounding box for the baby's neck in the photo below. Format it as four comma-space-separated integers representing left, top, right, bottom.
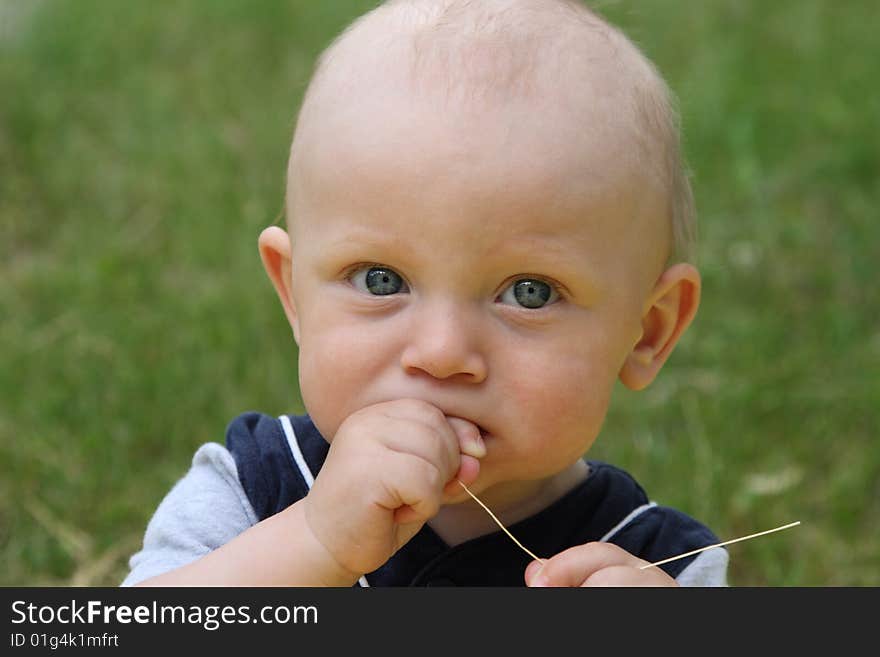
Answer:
428, 460, 590, 548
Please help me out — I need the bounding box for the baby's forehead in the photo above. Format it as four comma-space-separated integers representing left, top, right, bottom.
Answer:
292, 1, 674, 195
288, 1, 682, 260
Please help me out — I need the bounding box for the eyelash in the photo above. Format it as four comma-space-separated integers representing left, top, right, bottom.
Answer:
496, 276, 562, 309
346, 263, 410, 296
343, 264, 564, 308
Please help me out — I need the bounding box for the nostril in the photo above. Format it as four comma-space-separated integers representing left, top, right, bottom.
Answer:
399, 340, 488, 383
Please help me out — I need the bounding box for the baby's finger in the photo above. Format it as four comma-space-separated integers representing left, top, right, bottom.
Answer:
382, 451, 447, 524
369, 408, 459, 480
524, 559, 544, 585
583, 565, 678, 587
525, 542, 647, 587
446, 416, 486, 459
442, 454, 481, 498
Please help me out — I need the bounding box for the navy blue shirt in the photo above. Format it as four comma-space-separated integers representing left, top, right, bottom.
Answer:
226, 412, 722, 586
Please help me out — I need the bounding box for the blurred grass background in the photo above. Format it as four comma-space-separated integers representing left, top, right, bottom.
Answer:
1, 0, 876, 586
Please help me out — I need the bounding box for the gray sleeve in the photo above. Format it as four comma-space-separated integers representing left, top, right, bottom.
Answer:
121, 442, 258, 586
675, 548, 729, 587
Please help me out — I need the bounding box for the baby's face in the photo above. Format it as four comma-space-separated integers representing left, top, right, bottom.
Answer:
284, 89, 670, 506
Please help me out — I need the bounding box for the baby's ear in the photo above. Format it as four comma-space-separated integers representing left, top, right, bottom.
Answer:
258, 226, 301, 344
619, 263, 701, 391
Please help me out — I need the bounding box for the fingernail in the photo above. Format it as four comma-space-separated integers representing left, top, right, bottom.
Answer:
462, 428, 486, 459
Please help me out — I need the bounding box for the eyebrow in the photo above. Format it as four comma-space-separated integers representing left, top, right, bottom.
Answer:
323, 225, 578, 260
321, 227, 401, 253
484, 229, 598, 266
316, 222, 603, 294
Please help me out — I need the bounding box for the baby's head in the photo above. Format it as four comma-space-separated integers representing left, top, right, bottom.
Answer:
260, 0, 701, 500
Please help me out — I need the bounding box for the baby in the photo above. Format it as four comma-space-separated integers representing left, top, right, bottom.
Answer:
124, 0, 727, 587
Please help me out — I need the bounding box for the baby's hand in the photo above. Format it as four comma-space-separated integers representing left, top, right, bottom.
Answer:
524, 542, 679, 587
303, 399, 484, 578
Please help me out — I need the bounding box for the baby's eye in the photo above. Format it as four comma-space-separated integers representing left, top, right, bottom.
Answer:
349, 265, 409, 296
498, 278, 559, 309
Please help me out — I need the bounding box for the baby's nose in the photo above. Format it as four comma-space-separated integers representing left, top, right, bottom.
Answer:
399, 303, 487, 383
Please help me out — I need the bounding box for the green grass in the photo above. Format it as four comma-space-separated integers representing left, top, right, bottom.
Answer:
1, 0, 877, 586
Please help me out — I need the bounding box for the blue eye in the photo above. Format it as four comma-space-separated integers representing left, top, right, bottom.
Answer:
499, 278, 559, 309
350, 266, 409, 296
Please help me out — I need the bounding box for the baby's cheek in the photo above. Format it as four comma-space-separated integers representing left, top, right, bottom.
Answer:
297, 340, 350, 437
298, 328, 389, 440
526, 355, 601, 413
510, 363, 607, 457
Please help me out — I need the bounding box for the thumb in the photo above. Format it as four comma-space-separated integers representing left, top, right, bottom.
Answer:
446, 416, 486, 459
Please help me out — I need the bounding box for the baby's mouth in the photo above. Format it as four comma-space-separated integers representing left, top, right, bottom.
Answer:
479, 426, 494, 444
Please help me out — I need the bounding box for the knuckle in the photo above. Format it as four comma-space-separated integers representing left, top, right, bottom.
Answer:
418, 494, 440, 519
409, 399, 446, 424
588, 541, 621, 559
585, 566, 628, 587
421, 460, 444, 491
